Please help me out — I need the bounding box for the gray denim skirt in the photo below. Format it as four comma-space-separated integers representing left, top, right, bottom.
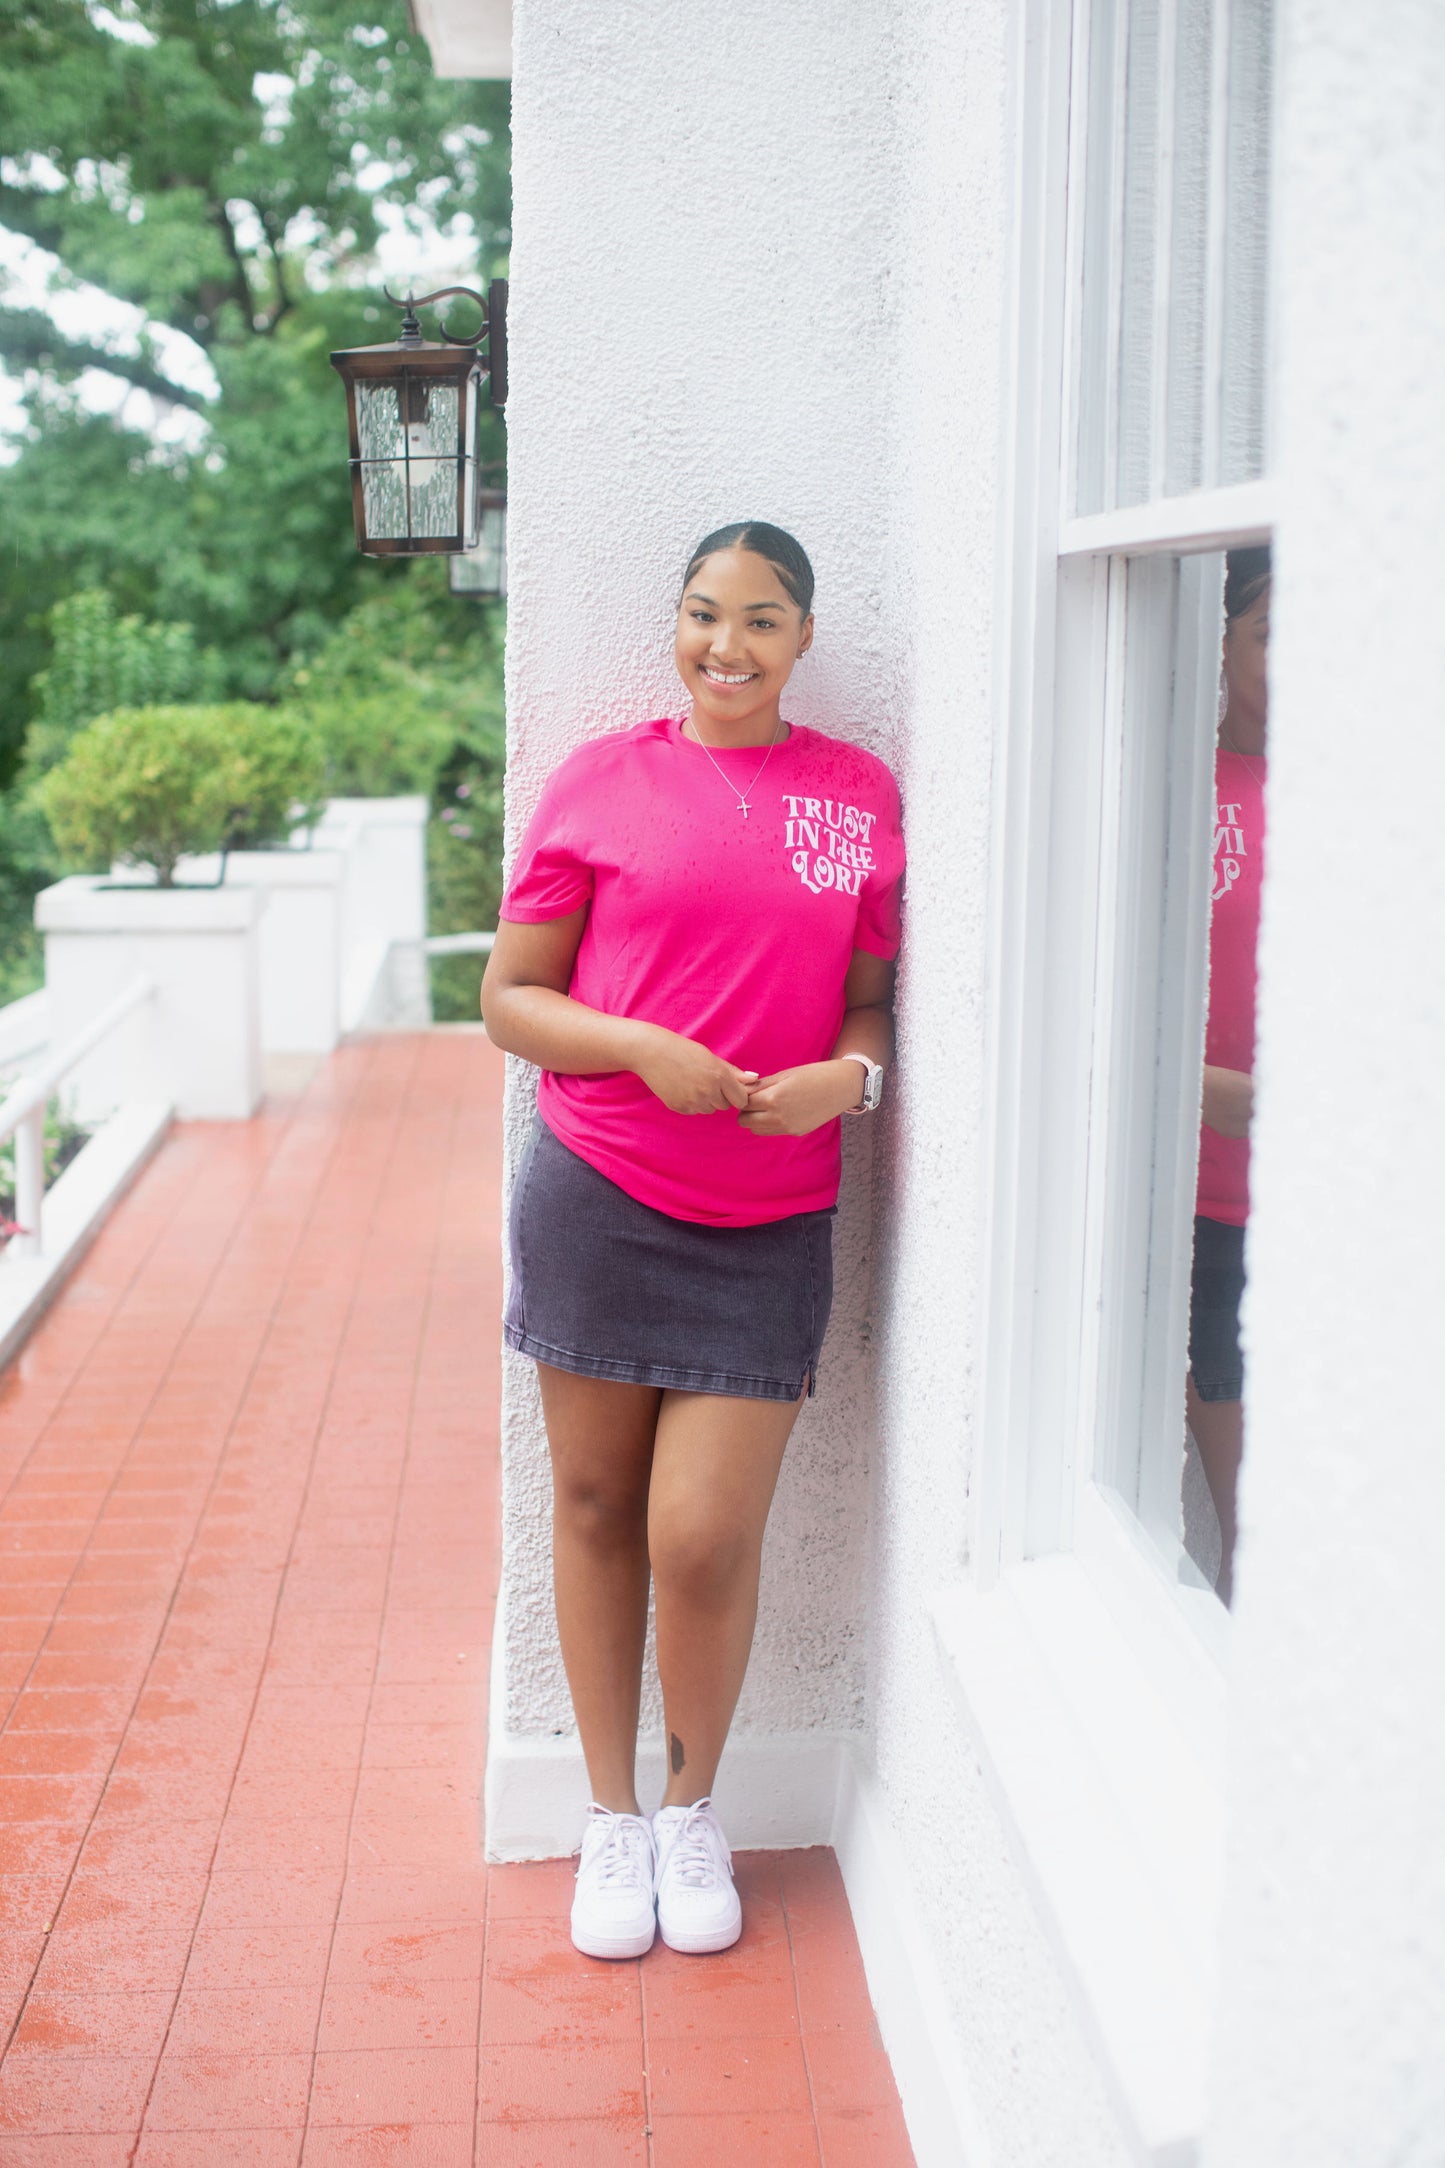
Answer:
504, 1117, 834, 1402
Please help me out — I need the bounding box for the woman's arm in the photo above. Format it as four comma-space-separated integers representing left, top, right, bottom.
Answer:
481, 916, 760, 1116
738, 950, 896, 1136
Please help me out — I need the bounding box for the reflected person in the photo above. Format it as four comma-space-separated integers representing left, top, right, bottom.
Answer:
1188, 546, 1270, 1606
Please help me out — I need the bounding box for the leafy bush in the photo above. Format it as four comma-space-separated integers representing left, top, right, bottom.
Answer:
277, 558, 503, 798
273, 560, 509, 1020
290, 692, 459, 800
38, 704, 323, 888
0, 790, 59, 1003
221, 707, 327, 850
428, 753, 506, 1022
0, 1102, 91, 1237
26, 591, 226, 778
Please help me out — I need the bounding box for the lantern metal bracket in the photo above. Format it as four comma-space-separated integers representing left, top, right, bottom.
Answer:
382, 283, 483, 344
379, 281, 507, 405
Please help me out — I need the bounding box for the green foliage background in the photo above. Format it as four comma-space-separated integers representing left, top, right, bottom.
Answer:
37, 699, 326, 883
0, 0, 509, 1014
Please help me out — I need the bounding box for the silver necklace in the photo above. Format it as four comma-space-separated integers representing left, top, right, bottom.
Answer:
680, 707, 784, 818
1218, 727, 1267, 786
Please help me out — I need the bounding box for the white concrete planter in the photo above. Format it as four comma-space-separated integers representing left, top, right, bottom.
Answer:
36, 876, 266, 1121
302, 796, 431, 1031
175, 848, 345, 1056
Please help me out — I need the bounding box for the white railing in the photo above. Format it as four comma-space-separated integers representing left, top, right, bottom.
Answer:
0, 976, 156, 1262
0, 988, 51, 1079
424, 931, 497, 957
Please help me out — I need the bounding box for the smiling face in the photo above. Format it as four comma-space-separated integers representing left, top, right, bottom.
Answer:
674, 547, 814, 741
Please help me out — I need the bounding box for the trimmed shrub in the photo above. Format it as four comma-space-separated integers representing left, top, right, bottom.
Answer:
38, 704, 323, 888
220, 707, 326, 850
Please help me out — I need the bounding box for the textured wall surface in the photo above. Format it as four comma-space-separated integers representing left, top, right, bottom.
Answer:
500, 0, 1143, 2159
500, 0, 903, 1746
858, 3, 1137, 2160
499, 0, 1146, 2158
500, 0, 1445, 2161
1204, 3, 1445, 2163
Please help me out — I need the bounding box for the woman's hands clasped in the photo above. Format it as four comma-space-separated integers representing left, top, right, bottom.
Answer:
737, 1062, 863, 1136
632, 1025, 759, 1115
633, 1026, 862, 1135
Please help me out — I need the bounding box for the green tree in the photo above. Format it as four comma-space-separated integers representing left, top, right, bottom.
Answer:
0, 2, 510, 1005
273, 557, 505, 1019
0, 790, 52, 1004
0, 0, 510, 765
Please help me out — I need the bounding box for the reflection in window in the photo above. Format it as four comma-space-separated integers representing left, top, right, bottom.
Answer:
1088, 546, 1270, 1608
1184, 546, 1269, 1603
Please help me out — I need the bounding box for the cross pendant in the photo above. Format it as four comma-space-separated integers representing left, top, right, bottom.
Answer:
738, 800, 750, 818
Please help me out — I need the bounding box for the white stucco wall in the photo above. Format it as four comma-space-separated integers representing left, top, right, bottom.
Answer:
1204, 4, 1445, 2163
855, 3, 1142, 2160
498, 0, 904, 1755
498, 0, 1147, 2159
494, 0, 1445, 2161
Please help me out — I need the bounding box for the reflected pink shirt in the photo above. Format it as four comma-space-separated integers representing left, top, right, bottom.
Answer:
500, 718, 905, 1226
1197, 749, 1266, 1227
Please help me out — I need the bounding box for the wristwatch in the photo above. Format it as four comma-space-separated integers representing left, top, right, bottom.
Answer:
840, 1052, 885, 1114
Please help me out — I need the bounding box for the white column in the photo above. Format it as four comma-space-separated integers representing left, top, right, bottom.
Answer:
489, 0, 901, 1856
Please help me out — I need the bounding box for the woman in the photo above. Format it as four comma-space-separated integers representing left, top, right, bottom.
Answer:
481, 523, 904, 1959
1189, 545, 1270, 1606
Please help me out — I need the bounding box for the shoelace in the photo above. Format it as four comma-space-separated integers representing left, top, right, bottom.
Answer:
661, 1803, 731, 1889
583, 1812, 652, 1891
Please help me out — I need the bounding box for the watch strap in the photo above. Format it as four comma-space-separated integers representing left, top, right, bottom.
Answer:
839, 1052, 883, 1113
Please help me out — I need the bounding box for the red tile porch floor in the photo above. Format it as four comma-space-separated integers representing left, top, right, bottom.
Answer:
0, 1032, 914, 2166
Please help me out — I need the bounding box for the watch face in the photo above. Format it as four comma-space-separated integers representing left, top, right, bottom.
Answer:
864, 1065, 883, 1110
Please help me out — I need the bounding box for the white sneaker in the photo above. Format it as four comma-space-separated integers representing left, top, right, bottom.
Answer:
570, 1804, 657, 1959
652, 1797, 742, 1954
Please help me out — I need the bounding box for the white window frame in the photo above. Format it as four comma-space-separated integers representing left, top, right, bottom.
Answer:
977, 0, 1274, 1601
941, 0, 1277, 2154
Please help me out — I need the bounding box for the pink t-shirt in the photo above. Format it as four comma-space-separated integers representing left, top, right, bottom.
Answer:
500, 717, 905, 1226
1197, 749, 1266, 1227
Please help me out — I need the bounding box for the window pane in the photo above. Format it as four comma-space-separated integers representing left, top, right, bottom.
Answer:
1092, 553, 1226, 1575
356, 380, 404, 465
1218, 0, 1273, 485
407, 459, 462, 541
1083, 543, 1272, 1609
354, 382, 465, 546
1073, 0, 1274, 515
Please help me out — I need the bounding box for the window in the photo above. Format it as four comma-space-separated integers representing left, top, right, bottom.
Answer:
1073, 0, 1273, 514
978, 0, 1275, 1609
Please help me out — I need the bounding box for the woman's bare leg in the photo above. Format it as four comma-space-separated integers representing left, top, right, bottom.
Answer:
537, 1364, 662, 1814
648, 1386, 804, 1807
1186, 1374, 1244, 1607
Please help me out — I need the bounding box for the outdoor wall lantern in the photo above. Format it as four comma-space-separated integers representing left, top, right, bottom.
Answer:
449, 469, 507, 599
329, 281, 507, 557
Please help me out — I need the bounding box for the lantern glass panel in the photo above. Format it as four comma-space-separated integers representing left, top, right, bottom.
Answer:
355, 378, 463, 544
356, 382, 406, 539
410, 458, 461, 540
